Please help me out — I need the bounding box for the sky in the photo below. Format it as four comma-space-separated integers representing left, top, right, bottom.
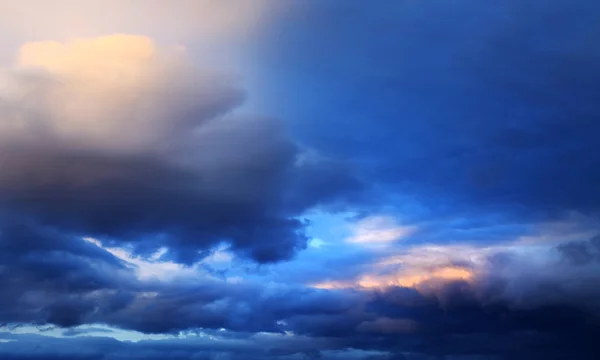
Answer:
0, 1, 600, 359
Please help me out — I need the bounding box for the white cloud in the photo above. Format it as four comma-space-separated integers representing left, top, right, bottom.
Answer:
0, 34, 242, 154
346, 215, 417, 246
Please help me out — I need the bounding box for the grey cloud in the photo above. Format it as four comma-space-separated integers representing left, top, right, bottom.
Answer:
0, 35, 363, 264
1, 225, 600, 359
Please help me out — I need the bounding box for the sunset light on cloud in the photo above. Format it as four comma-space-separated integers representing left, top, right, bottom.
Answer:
1, 1, 600, 360
312, 265, 474, 291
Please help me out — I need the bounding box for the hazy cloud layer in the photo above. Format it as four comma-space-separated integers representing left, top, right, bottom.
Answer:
1, 219, 600, 358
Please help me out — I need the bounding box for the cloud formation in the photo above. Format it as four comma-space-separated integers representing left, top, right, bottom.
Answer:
2, 1, 600, 360
0, 34, 361, 264
0, 219, 359, 335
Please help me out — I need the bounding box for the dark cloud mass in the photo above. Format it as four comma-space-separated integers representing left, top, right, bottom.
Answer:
0, 217, 359, 334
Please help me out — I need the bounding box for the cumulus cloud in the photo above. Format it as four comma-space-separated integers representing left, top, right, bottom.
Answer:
0, 219, 361, 335
2, 214, 600, 359
0, 35, 361, 264
0, 33, 365, 358
0, 35, 363, 338
2, 35, 242, 152
0, 222, 136, 327
356, 317, 419, 335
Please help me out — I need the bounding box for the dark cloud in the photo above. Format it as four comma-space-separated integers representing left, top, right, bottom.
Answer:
1, 227, 600, 359
0, 130, 306, 264
556, 235, 600, 265
0, 222, 135, 326
0, 219, 359, 334
0, 332, 388, 360
260, 0, 600, 222
0, 32, 366, 358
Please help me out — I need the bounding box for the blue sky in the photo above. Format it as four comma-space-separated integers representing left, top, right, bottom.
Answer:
1, 1, 600, 359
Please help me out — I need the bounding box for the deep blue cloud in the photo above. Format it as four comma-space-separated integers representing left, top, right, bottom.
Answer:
258, 0, 600, 223
0, 221, 134, 326
1, 224, 600, 358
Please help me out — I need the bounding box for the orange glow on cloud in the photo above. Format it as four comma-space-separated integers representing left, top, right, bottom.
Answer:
311, 243, 481, 291
2, 34, 239, 154
312, 265, 473, 291
17, 35, 159, 83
